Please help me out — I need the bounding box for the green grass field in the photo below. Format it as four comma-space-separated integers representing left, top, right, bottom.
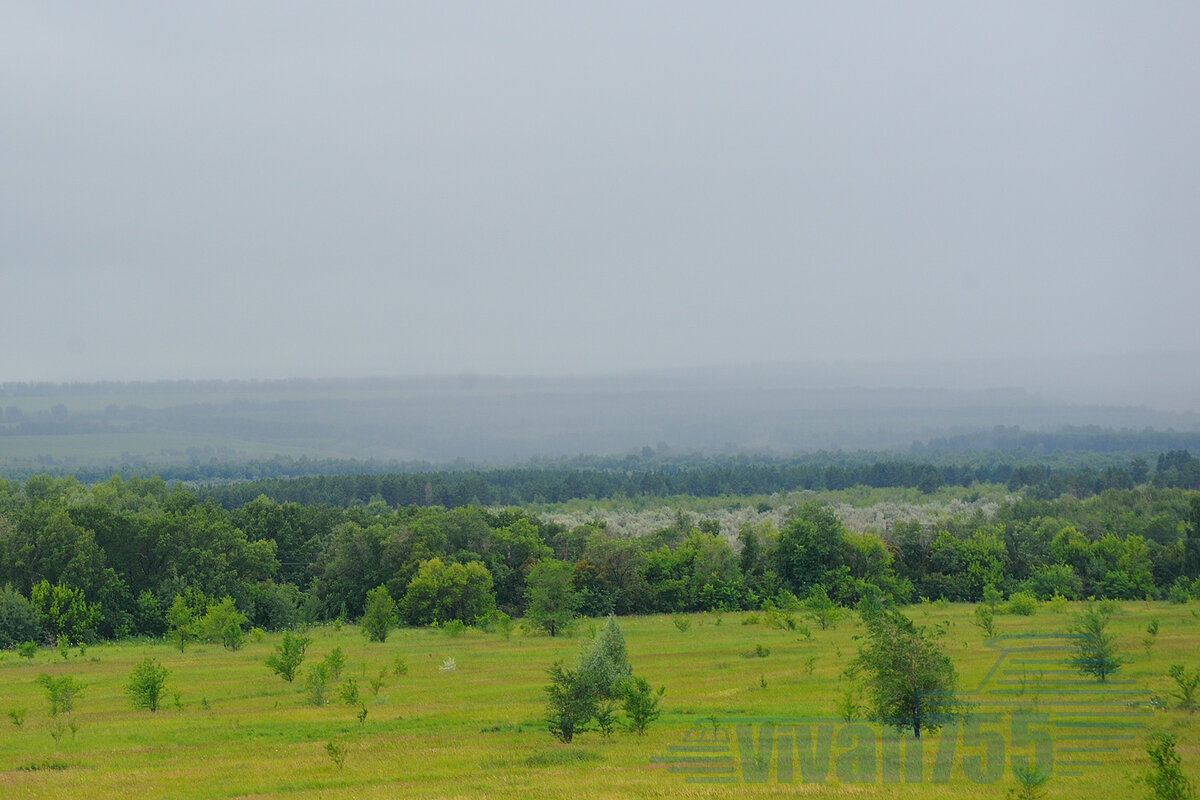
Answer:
1, 603, 1196, 799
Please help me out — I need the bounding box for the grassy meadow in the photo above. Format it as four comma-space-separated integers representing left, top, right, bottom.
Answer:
1, 602, 1197, 799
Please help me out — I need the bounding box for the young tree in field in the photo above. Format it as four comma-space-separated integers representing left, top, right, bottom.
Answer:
266, 631, 310, 682
165, 595, 197, 653
37, 673, 84, 716
1141, 732, 1195, 800
199, 596, 247, 650
361, 586, 396, 643
524, 559, 580, 637
804, 584, 840, 630
1069, 605, 1125, 682
973, 603, 997, 639
621, 676, 664, 735
127, 657, 169, 712
850, 607, 960, 739
545, 661, 596, 744
578, 616, 632, 700
1168, 664, 1199, 713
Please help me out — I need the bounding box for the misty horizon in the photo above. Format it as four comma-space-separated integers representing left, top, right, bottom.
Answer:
3, 4, 1198, 387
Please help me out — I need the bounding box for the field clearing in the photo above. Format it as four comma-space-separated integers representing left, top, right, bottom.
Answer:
0, 603, 1197, 799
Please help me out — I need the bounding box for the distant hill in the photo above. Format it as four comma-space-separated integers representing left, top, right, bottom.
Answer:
2, 356, 1199, 473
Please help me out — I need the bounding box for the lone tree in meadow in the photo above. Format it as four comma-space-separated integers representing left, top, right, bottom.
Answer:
127, 657, 169, 712
1069, 605, 1125, 682
266, 631, 310, 682
579, 616, 632, 700
850, 606, 960, 739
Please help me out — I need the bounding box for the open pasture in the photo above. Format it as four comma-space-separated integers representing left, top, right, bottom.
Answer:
0, 603, 1196, 799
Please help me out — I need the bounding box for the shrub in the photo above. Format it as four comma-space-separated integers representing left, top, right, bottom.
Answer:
1068, 605, 1125, 682
579, 616, 632, 701
306, 663, 331, 706
479, 610, 513, 639
246, 581, 302, 631
368, 668, 387, 697
0, 586, 41, 649
322, 647, 346, 680
973, 604, 996, 638
199, 597, 247, 650
127, 658, 169, 712
836, 684, 864, 721
1167, 578, 1192, 605
1004, 592, 1038, 616
30, 581, 100, 645
1140, 732, 1195, 800
595, 700, 617, 737
804, 585, 840, 630
1144, 619, 1160, 655
1009, 762, 1051, 800
621, 676, 663, 735
36, 674, 83, 716
763, 606, 796, 630
325, 740, 347, 770
545, 662, 596, 743
165, 595, 198, 653
1169, 664, 1199, 713
266, 631, 309, 682
1046, 593, 1070, 614
361, 586, 397, 643
339, 677, 360, 706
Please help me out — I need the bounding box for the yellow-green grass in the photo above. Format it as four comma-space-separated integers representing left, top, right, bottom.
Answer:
0, 603, 1196, 799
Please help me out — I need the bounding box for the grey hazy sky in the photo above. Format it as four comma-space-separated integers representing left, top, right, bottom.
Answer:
3, 2, 1198, 382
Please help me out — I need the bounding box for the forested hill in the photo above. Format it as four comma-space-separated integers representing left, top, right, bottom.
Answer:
186, 449, 1200, 510
3, 368, 1199, 473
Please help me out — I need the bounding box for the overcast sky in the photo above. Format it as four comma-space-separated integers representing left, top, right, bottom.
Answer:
2, 2, 1198, 382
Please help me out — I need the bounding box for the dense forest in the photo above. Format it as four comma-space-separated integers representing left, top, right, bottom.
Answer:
1, 454, 1198, 649
185, 449, 1200, 509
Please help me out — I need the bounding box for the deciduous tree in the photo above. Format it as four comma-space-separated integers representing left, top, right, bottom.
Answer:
523, 559, 579, 636
850, 607, 960, 739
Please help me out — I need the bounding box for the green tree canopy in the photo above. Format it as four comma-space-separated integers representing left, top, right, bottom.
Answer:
850, 607, 960, 739
524, 558, 580, 637
400, 558, 496, 626
361, 585, 397, 642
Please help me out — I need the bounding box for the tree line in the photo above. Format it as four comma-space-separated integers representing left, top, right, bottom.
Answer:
181, 450, 1200, 509
0, 472, 1198, 649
